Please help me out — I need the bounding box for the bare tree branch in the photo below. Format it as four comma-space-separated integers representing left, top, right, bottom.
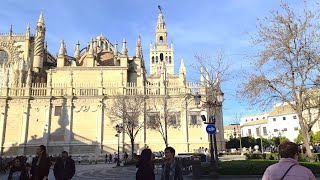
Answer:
238, 1, 320, 160
108, 95, 145, 159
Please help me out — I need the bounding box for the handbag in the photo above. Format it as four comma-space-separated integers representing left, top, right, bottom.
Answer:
280, 164, 296, 180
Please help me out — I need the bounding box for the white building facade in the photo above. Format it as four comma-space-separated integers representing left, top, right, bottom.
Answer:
240, 104, 300, 141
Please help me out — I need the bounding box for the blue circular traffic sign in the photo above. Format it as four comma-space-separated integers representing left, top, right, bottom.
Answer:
206, 124, 217, 135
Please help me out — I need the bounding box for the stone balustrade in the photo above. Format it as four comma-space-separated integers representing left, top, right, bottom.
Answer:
0, 82, 204, 97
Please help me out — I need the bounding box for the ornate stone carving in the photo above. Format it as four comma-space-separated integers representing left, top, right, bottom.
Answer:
0, 100, 7, 108
73, 98, 96, 105
30, 99, 50, 104
52, 98, 65, 105
0, 40, 23, 67
8, 99, 27, 104
74, 105, 90, 113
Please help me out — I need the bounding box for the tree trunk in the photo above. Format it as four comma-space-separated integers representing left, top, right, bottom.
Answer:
299, 117, 314, 161
131, 138, 134, 160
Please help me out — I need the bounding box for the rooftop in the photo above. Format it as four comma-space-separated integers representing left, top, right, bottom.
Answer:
241, 119, 268, 127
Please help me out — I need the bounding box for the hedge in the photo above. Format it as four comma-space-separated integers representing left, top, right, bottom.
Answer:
244, 153, 320, 162
214, 160, 320, 175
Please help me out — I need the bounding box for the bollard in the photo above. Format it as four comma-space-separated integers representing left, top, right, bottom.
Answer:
192, 156, 202, 179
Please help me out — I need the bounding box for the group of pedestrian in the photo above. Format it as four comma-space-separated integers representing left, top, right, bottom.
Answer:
136, 146, 183, 180
7, 145, 75, 180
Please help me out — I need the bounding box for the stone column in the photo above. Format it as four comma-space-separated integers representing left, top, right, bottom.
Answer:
184, 98, 190, 152
0, 99, 8, 155
64, 98, 73, 152
96, 103, 104, 154
20, 100, 30, 155
42, 100, 52, 147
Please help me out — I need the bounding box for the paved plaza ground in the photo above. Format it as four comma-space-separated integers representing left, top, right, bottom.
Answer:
0, 163, 253, 180
0, 163, 319, 180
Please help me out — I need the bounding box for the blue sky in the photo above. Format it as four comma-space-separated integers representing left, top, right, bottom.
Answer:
0, 0, 308, 125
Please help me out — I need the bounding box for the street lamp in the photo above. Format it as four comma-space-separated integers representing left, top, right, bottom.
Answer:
194, 89, 224, 167
258, 125, 264, 153
115, 124, 123, 167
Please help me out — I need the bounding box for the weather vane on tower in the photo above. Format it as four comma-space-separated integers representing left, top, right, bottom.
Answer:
158, 5, 162, 13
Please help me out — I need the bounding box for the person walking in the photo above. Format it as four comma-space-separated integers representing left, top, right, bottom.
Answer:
7, 157, 28, 180
136, 149, 155, 180
161, 147, 183, 180
114, 152, 117, 164
108, 154, 112, 164
53, 151, 75, 180
262, 141, 316, 180
31, 145, 51, 180
123, 152, 128, 163
77, 156, 81, 165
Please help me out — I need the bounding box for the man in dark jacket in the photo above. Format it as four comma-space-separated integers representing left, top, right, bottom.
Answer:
53, 151, 75, 180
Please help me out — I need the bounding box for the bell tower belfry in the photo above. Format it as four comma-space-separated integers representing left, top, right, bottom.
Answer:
150, 6, 174, 75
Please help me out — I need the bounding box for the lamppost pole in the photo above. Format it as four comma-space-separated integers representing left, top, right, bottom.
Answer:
208, 106, 215, 165
259, 126, 264, 153
194, 89, 223, 169
116, 124, 123, 167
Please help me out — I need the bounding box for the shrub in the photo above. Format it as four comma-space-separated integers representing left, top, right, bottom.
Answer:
220, 152, 242, 156
123, 159, 138, 166
217, 160, 277, 175
264, 153, 279, 160
215, 160, 320, 175
244, 153, 264, 160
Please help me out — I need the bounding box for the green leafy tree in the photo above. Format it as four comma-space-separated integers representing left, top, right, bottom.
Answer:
295, 130, 316, 145
313, 132, 320, 144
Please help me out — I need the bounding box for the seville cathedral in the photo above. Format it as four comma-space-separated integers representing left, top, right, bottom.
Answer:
0, 9, 225, 156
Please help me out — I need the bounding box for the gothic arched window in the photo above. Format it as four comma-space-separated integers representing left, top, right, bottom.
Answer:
156, 56, 158, 63
159, 36, 163, 44
0, 50, 8, 65
169, 56, 172, 64
152, 56, 155, 63
160, 53, 164, 61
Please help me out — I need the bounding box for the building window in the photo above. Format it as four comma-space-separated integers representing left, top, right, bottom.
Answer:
294, 127, 299, 131
273, 118, 276, 122
156, 56, 158, 63
248, 129, 252, 136
148, 115, 156, 122
190, 115, 198, 125
0, 50, 9, 65
160, 53, 164, 61
245, 119, 247, 122
293, 115, 297, 119
256, 128, 260, 136
147, 112, 161, 129
168, 112, 180, 126
283, 117, 286, 120
152, 56, 155, 63
159, 36, 163, 43
263, 127, 267, 135
283, 128, 287, 131
263, 117, 265, 119
169, 115, 176, 125
169, 56, 172, 64
251, 119, 253, 121
256, 118, 259, 120
274, 129, 278, 132
54, 106, 62, 116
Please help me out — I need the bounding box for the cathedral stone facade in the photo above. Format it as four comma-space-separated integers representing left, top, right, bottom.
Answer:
0, 9, 225, 156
